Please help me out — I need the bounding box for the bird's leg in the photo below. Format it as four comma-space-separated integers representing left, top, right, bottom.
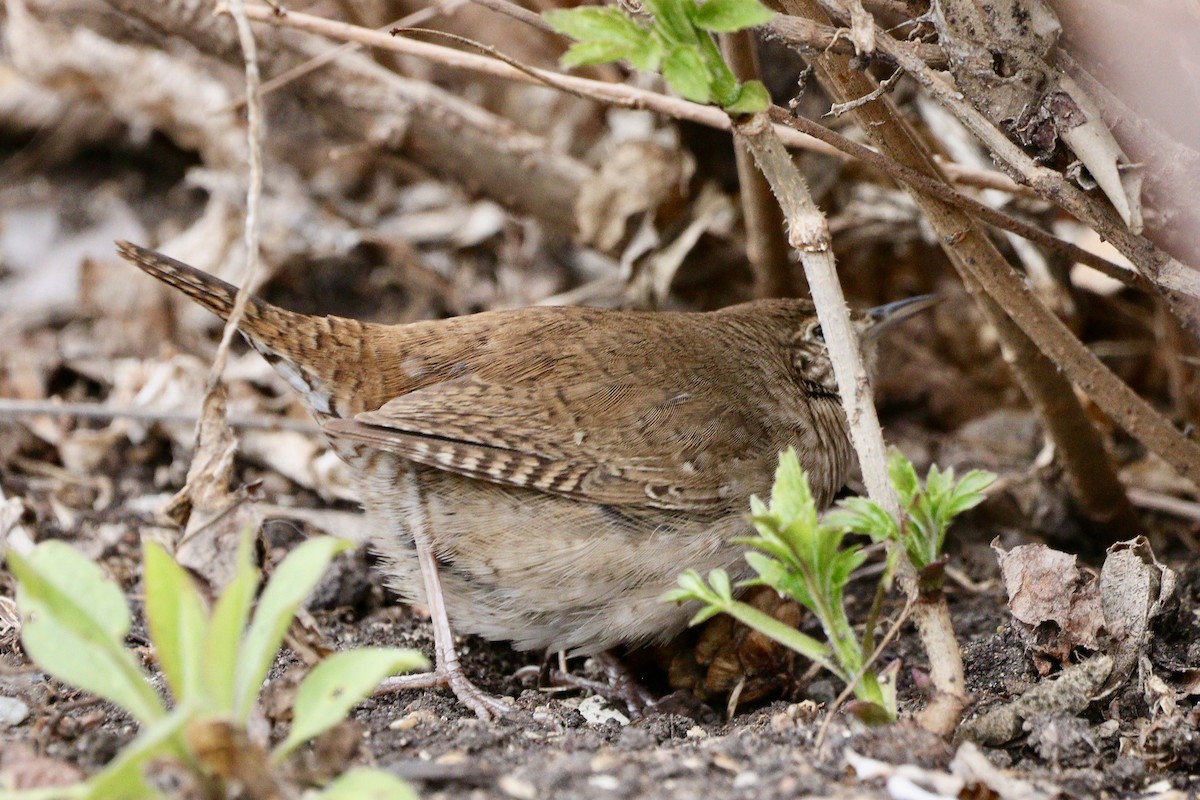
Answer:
528, 651, 658, 719
375, 472, 511, 720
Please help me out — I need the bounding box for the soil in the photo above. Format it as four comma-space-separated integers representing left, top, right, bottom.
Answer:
3, 437, 1200, 799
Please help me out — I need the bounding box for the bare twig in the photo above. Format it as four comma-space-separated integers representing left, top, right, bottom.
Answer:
393, 28, 608, 104
827, 67, 901, 116
1126, 488, 1200, 524
246, 1, 467, 104
467, 0, 556, 33
734, 113, 900, 518
765, 15, 948, 68
766, 107, 1154, 293
0, 398, 321, 434
720, 31, 795, 298
244, 3, 1143, 295
212, 0, 266, 383
156, 0, 269, 530
237, 2, 842, 157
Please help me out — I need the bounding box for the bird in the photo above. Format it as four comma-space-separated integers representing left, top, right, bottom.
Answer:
116, 240, 934, 719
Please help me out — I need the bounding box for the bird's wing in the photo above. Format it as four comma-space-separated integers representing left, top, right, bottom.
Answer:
322, 375, 769, 510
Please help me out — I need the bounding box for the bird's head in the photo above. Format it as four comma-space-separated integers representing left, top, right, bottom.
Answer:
790, 294, 939, 395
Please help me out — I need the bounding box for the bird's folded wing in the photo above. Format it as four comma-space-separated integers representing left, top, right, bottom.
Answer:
322, 376, 763, 510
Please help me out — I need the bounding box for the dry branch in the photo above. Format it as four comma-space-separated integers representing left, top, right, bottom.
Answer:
721, 31, 794, 298
733, 113, 966, 735
774, 0, 1196, 538
100, 0, 593, 239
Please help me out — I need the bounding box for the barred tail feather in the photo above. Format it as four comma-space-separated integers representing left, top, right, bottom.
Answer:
116, 240, 242, 322
115, 240, 362, 418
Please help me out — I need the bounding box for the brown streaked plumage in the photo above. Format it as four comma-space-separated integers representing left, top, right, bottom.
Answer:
116, 240, 931, 719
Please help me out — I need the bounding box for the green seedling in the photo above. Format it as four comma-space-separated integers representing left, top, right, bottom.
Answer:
544, 0, 773, 112
5, 534, 425, 799
827, 450, 995, 591
666, 448, 995, 722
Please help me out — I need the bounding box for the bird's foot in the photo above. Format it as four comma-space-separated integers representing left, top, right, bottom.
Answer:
377, 668, 511, 720
521, 652, 658, 719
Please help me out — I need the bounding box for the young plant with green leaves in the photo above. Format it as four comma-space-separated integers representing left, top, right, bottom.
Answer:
544, 0, 774, 113
828, 451, 996, 591
5, 534, 425, 800
666, 448, 995, 722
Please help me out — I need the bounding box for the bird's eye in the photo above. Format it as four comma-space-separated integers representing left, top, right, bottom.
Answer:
812, 324, 824, 342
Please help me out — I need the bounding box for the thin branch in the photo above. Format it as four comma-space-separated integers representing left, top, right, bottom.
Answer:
827, 67, 901, 116
392, 28, 607, 104
242, 3, 1143, 295
720, 30, 795, 298
237, 2, 843, 157
764, 16, 948, 68
210, 0, 265, 387
244, 0, 468, 105
0, 398, 321, 434
734, 111, 901, 518
467, 0, 556, 33
766, 107, 1155, 293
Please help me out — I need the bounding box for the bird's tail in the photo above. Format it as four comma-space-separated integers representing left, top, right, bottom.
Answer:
116, 241, 371, 418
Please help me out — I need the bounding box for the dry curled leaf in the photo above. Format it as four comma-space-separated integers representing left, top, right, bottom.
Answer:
993, 539, 1103, 659
1096, 536, 1177, 697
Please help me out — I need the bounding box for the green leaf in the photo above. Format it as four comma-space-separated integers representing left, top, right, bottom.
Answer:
544, 7, 646, 42
707, 567, 734, 601
273, 648, 428, 762
662, 570, 734, 626
9, 544, 165, 726
142, 541, 208, 704
234, 537, 354, 722
770, 449, 817, 534
887, 450, 920, 505
557, 40, 629, 68
829, 545, 868, 590
944, 470, 995, 517
546, 7, 663, 71
204, 531, 259, 714
739, 529, 795, 565
743, 551, 812, 608
827, 497, 898, 542
641, 0, 700, 44
662, 44, 713, 103
689, 0, 773, 32
663, 569, 711, 603
924, 463, 952, 503
724, 80, 770, 114
311, 767, 420, 800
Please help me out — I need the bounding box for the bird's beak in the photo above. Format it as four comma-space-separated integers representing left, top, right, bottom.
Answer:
861, 294, 940, 341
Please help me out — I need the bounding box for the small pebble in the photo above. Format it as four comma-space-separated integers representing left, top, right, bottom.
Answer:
588, 774, 621, 791
733, 771, 759, 788
498, 774, 537, 800
0, 696, 30, 728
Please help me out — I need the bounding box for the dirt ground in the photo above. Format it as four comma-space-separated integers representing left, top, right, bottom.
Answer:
3, 413, 1200, 799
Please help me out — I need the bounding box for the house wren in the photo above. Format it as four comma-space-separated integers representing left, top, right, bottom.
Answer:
116, 241, 933, 719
